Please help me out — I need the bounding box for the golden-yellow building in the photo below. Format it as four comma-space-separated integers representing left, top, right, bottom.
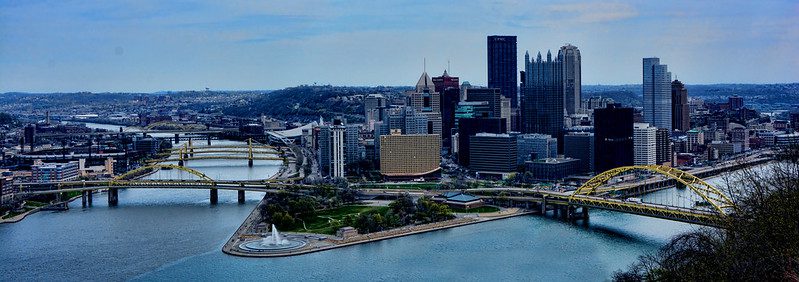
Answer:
379, 134, 441, 179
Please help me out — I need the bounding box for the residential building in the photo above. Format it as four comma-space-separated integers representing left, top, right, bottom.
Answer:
331, 123, 345, 178
317, 126, 331, 177
345, 124, 361, 165
655, 128, 672, 165
686, 129, 704, 152
31, 161, 79, 183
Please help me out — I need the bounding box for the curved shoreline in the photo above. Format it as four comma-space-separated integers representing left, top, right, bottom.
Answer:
222, 198, 532, 258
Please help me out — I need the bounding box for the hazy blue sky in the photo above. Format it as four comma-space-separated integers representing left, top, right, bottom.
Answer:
1, 0, 797, 92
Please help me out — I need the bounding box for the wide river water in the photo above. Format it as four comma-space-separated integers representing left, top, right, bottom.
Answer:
0, 123, 731, 281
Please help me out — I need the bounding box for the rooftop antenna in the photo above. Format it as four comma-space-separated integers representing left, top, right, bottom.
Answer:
424, 58, 426, 72
448, 60, 451, 73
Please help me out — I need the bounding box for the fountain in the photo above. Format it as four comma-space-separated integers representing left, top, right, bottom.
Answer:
239, 224, 307, 253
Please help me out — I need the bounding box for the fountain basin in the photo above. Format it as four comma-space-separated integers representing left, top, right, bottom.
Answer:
238, 237, 307, 253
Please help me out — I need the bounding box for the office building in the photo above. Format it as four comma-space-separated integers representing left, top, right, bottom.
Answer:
729, 95, 744, 110
671, 80, 690, 132
655, 128, 672, 165
516, 133, 558, 165
345, 124, 361, 165
379, 134, 441, 179
521, 50, 563, 143
407, 71, 443, 137
560, 44, 581, 115
686, 129, 704, 152
487, 35, 518, 108
317, 126, 331, 177
634, 123, 657, 165
457, 117, 507, 166
501, 96, 512, 131
594, 104, 634, 173
31, 161, 79, 183
465, 88, 502, 118
564, 132, 594, 173
364, 94, 387, 131
434, 70, 460, 152
643, 58, 672, 131
525, 158, 580, 181
469, 133, 517, 177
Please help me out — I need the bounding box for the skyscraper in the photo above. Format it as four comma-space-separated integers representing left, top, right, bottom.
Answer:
433, 70, 460, 152
560, 44, 581, 115
521, 50, 564, 144
364, 94, 387, 131
633, 123, 657, 165
671, 80, 690, 132
487, 35, 518, 108
655, 127, 672, 165
643, 58, 672, 131
564, 132, 594, 173
465, 88, 502, 119
331, 122, 346, 178
317, 125, 331, 177
594, 103, 634, 173
407, 71, 442, 137
345, 124, 361, 165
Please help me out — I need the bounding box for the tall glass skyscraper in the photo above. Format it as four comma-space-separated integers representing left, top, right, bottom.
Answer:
487, 35, 518, 108
560, 44, 581, 115
642, 57, 672, 132
521, 50, 563, 144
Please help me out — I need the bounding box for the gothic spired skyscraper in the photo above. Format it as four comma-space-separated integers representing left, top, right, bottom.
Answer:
643, 58, 672, 131
521, 50, 564, 145
487, 35, 518, 108
560, 44, 581, 115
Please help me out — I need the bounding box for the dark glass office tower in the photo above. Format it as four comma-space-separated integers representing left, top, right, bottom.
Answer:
521, 50, 563, 145
487, 35, 518, 108
465, 88, 502, 118
433, 70, 460, 153
594, 103, 634, 173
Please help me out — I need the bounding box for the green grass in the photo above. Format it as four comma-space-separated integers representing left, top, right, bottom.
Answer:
451, 206, 501, 213
289, 205, 390, 235
24, 201, 48, 207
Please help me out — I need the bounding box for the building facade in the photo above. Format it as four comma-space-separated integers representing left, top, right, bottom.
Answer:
643, 58, 672, 132
594, 104, 634, 173
379, 134, 441, 179
560, 44, 581, 115
671, 80, 690, 132
487, 35, 518, 108
564, 132, 594, 173
633, 123, 657, 165
516, 133, 558, 165
521, 50, 564, 143
31, 161, 79, 183
469, 133, 518, 177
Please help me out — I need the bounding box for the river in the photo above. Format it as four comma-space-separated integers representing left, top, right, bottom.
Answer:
0, 123, 732, 281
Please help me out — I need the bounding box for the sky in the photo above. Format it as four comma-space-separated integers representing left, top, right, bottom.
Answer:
0, 0, 797, 93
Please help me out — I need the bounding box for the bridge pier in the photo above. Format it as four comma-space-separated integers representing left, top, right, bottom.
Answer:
540, 197, 547, 215
178, 160, 184, 167
108, 188, 119, 206
582, 207, 589, 220
174, 133, 180, 144
81, 191, 87, 208
566, 205, 573, 220
238, 190, 245, 204
248, 159, 253, 167
87, 190, 93, 206
207, 136, 212, 146
210, 189, 218, 205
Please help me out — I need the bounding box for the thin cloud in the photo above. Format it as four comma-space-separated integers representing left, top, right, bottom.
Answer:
545, 2, 638, 24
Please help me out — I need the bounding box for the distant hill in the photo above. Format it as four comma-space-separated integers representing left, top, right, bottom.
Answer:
582, 83, 799, 111
223, 85, 406, 123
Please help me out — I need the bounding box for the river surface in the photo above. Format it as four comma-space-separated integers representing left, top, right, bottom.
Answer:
0, 123, 734, 281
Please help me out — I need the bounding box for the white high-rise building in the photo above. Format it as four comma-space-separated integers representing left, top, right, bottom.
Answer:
331, 124, 346, 178
643, 58, 672, 132
634, 123, 657, 165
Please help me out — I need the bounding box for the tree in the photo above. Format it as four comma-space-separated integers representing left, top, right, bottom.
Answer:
614, 145, 799, 281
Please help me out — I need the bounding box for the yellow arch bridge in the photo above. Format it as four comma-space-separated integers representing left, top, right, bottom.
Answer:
475, 165, 738, 227
12, 164, 307, 207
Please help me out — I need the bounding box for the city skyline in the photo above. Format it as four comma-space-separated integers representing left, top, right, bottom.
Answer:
1, 1, 798, 93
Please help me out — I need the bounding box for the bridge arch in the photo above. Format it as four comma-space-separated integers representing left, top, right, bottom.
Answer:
113, 164, 214, 182
570, 165, 736, 215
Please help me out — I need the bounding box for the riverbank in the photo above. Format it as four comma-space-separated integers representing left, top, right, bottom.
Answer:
222, 197, 532, 258
0, 192, 92, 224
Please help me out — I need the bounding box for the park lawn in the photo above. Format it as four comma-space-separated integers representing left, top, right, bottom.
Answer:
451, 206, 501, 213
291, 205, 390, 235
